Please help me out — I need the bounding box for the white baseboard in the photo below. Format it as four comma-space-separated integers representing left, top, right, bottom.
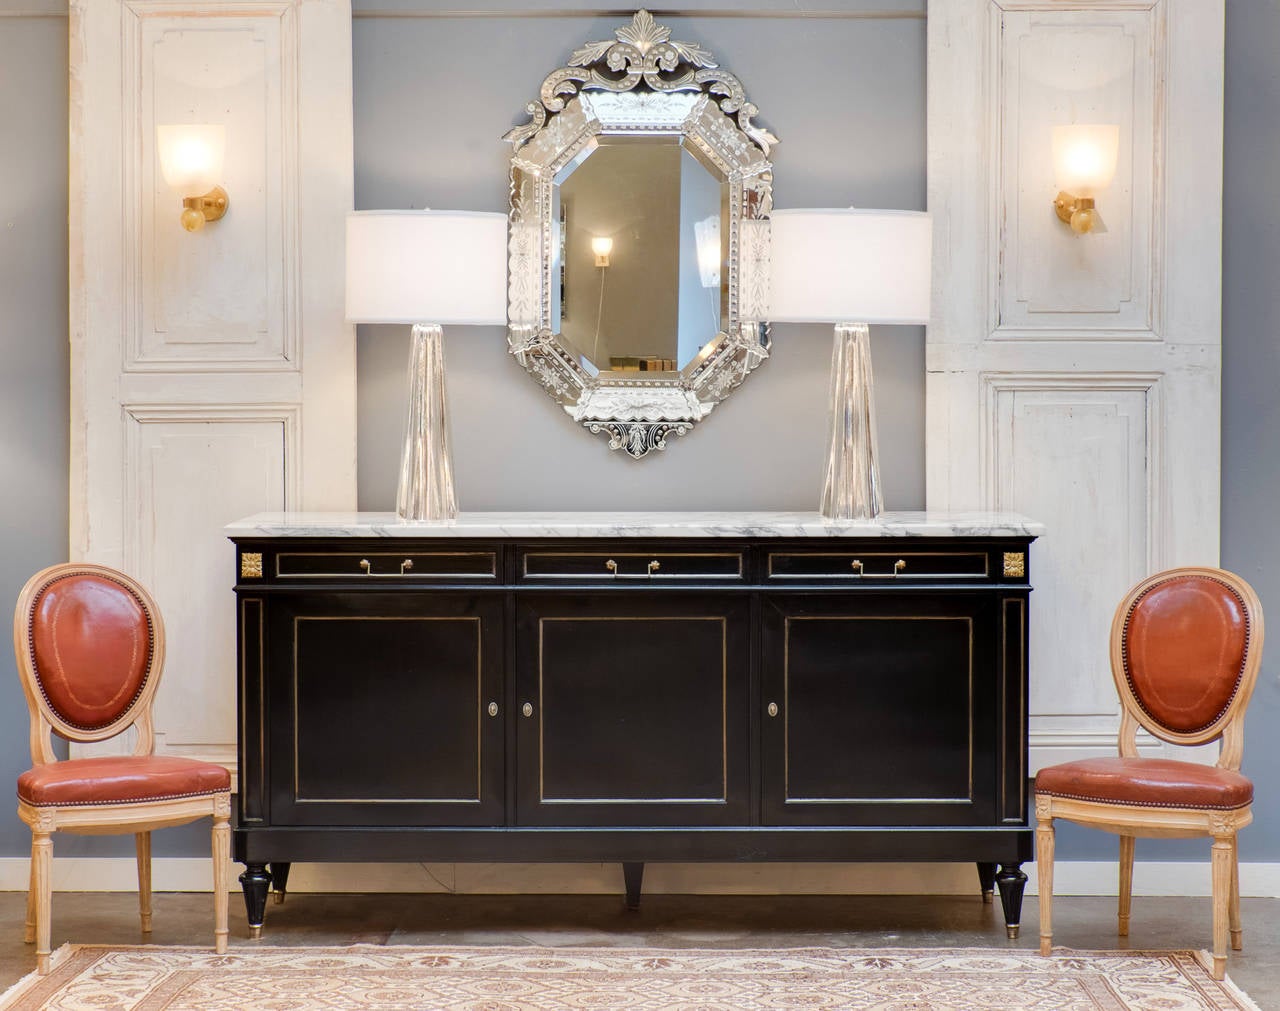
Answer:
0, 858, 1277, 898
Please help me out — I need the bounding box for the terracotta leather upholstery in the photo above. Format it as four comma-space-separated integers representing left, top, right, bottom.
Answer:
30, 573, 153, 731
1036, 757, 1253, 811
17, 756, 230, 808
1122, 575, 1249, 734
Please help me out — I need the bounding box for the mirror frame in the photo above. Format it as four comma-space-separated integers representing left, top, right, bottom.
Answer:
505, 10, 776, 458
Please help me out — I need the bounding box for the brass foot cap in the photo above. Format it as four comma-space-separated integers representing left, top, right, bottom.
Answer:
273, 891, 286, 905
982, 890, 994, 904
1006, 925, 1020, 940
249, 925, 263, 940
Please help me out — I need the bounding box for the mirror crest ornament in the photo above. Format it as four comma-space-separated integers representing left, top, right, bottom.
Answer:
505, 10, 776, 458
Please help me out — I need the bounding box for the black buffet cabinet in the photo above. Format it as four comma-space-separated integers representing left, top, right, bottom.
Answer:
230, 528, 1036, 936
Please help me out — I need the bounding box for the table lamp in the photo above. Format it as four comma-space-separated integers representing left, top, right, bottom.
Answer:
346, 210, 507, 520
770, 208, 932, 520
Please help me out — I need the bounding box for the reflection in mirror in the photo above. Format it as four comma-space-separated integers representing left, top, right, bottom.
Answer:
553, 138, 727, 376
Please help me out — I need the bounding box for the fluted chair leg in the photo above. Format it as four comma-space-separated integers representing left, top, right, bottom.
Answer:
136, 832, 152, 933
1118, 834, 1134, 937
1229, 834, 1242, 951
24, 858, 35, 944
33, 832, 52, 975
1211, 832, 1232, 980
1036, 813, 1055, 956
213, 813, 230, 954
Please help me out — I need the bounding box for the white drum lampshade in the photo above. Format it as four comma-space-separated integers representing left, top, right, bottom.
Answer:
345, 209, 508, 522
346, 210, 507, 325
768, 207, 932, 521
769, 208, 931, 325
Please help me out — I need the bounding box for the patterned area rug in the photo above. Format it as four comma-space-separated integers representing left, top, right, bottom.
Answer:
0, 944, 1261, 1010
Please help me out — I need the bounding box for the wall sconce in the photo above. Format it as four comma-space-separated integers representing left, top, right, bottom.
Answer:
591, 235, 613, 267
157, 125, 229, 232
1051, 124, 1119, 235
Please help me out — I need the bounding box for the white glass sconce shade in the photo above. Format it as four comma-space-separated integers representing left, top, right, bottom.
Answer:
1052, 124, 1120, 195
345, 209, 508, 521
156, 125, 226, 194
769, 207, 933, 521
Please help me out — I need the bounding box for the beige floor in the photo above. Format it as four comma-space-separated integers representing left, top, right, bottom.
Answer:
1, 892, 1276, 1005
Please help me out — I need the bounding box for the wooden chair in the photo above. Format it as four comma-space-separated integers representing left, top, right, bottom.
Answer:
1035, 567, 1263, 981
13, 563, 232, 974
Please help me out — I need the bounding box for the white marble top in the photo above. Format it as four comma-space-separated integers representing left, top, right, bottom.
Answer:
226, 511, 1044, 539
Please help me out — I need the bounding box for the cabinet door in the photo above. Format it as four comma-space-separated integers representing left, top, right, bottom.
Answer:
515, 593, 750, 826
762, 593, 998, 826
266, 592, 504, 826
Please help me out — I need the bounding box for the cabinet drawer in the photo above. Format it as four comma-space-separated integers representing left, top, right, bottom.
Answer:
766, 550, 990, 581
520, 550, 744, 582
273, 550, 498, 581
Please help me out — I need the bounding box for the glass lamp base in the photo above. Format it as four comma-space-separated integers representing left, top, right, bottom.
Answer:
820, 322, 883, 521
397, 323, 458, 521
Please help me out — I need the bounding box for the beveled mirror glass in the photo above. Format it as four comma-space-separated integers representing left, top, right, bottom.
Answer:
505, 11, 776, 457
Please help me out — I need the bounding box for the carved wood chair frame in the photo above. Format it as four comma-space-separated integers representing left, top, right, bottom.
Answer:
13, 562, 231, 974
1035, 566, 1264, 980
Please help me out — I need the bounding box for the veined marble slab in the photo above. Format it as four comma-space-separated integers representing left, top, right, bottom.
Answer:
227, 511, 1044, 539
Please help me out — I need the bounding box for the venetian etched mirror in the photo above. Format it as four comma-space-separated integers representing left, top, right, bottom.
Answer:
505, 10, 775, 457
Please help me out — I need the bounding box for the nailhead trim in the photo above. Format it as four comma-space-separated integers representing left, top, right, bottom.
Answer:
1037, 788, 1251, 812
17, 787, 230, 809
27, 570, 156, 734
1120, 574, 1250, 736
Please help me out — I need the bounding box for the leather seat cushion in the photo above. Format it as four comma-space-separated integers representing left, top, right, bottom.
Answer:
17, 756, 230, 808
1036, 757, 1252, 811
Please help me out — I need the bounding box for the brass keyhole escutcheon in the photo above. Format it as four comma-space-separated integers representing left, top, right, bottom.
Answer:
767, 702, 779, 718
488, 702, 499, 717
522, 702, 534, 718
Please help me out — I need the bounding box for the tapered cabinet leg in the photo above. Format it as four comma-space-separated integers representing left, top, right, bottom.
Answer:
1211, 834, 1232, 980
1036, 812, 1055, 955
1229, 835, 1242, 951
622, 862, 644, 912
212, 813, 230, 954
136, 832, 153, 934
32, 832, 52, 975
1118, 834, 1134, 938
239, 862, 271, 940
976, 862, 997, 905
24, 859, 35, 944
270, 862, 292, 905
996, 863, 1028, 941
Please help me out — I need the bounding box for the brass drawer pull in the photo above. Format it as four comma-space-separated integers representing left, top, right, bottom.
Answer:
850, 559, 863, 575
400, 559, 414, 575
521, 702, 534, 718
767, 702, 779, 718
359, 559, 372, 575
894, 559, 907, 575
487, 702, 499, 718
604, 558, 663, 579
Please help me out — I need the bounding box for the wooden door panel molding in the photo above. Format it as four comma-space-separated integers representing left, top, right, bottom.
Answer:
928, 0, 1222, 771
129, 3, 297, 369
70, 0, 355, 764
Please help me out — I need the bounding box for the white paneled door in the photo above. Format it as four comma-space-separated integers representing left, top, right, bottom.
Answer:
927, 0, 1224, 771
69, 0, 356, 768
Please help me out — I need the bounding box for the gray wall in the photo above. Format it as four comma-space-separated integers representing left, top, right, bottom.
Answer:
0, 0, 1276, 870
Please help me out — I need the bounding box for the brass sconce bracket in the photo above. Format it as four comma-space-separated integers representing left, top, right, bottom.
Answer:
1053, 191, 1097, 235
180, 185, 230, 232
